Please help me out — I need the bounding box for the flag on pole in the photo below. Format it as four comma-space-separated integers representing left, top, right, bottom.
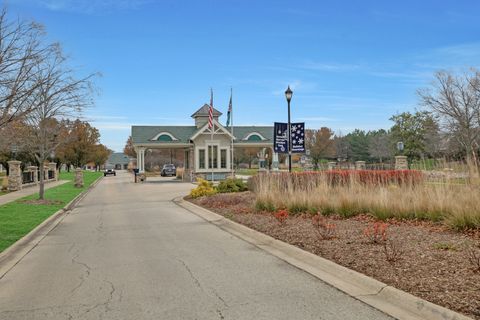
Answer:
226, 91, 232, 127
208, 88, 214, 129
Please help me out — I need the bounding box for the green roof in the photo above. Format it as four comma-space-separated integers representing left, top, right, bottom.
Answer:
132, 125, 273, 145
132, 126, 197, 144
107, 153, 131, 165
191, 104, 222, 118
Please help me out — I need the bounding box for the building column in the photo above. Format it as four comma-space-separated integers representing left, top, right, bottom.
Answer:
28, 165, 38, 185
136, 147, 146, 173
271, 146, 279, 171
258, 148, 266, 172
49, 162, 58, 180
7, 160, 22, 191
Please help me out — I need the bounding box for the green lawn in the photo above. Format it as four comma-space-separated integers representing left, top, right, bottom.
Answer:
0, 171, 102, 253
236, 168, 259, 176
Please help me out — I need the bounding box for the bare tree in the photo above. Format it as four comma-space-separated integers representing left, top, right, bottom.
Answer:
305, 127, 335, 169
419, 70, 480, 165
368, 130, 392, 163
0, 8, 52, 128
23, 45, 96, 199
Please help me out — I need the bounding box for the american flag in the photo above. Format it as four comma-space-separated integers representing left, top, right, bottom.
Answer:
208, 88, 214, 129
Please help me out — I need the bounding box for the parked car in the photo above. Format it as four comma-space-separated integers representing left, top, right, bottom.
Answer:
104, 168, 116, 176
161, 164, 176, 177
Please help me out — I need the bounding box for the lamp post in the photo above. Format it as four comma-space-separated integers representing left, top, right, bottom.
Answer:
285, 86, 293, 172
11, 144, 18, 160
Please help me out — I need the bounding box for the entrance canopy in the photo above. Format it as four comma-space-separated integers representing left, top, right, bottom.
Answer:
131, 103, 275, 178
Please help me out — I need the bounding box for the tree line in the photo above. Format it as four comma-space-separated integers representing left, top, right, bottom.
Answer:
0, 7, 106, 199
306, 69, 480, 168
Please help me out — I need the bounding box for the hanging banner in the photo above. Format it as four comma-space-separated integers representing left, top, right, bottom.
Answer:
274, 122, 288, 153
291, 122, 305, 153
273, 122, 305, 153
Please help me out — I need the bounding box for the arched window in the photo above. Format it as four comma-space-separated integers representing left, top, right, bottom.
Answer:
157, 134, 173, 142
150, 132, 178, 142
243, 132, 266, 141
247, 134, 262, 141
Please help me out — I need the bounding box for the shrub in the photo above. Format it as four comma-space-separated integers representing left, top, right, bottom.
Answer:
382, 239, 404, 264
363, 222, 388, 244
216, 178, 248, 193
255, 199, 276, 212
465, 241, 480, 272
273, 209, 288, 225
311, 214, 337, 240
190, 178, 217, 198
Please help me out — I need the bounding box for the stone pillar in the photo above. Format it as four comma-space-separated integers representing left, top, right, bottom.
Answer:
355, 161, 366, 170
272, 152, 279, 171
28, 165, 38, 184
74, 168, 84, 188
395, 156, 408, 170
49, 162, 57, 181
7, 160, 22, 191
327, 162, 337, 170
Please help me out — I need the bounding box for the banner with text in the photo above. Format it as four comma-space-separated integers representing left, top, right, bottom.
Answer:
273, 122, 305, 153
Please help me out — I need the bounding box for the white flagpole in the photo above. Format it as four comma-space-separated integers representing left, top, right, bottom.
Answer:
230, 87, 234, 178
211, 89, 214, 183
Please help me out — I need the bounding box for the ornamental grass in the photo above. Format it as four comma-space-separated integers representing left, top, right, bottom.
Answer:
251, 170, 480, 230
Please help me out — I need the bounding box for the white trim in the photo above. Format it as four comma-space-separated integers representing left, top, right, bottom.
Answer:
190, 119, 236, 141
243, 131, 267, 141
150, 131, 178, 141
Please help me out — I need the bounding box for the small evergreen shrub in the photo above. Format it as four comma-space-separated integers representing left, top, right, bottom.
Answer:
216, 178, 248, 193
190, 178, 217, 198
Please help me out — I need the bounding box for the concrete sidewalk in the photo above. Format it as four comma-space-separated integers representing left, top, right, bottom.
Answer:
0, 180, 68, 206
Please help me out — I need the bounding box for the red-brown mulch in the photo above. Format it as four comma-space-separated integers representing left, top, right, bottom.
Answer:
190, 192, 480, 319
18, 199, 64, 205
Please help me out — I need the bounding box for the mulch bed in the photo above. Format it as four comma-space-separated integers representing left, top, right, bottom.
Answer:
18, 199, 64, 205
190, 192, 480, 319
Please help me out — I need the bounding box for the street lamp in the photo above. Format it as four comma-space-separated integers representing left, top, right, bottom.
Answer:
285, 86, 293, 172
11, 144, 18, 160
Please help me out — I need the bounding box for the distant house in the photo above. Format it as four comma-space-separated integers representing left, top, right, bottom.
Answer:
106, 153, 132, 170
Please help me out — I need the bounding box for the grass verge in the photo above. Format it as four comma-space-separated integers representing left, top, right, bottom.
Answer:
0, 171, 102, 253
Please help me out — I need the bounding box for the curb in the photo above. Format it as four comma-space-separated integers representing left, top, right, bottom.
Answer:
174, 197, 473, 320
0, 175, 104, 280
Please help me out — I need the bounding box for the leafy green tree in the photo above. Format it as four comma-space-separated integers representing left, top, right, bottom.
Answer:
389, 111, 439, 159
345, 129, 370, 161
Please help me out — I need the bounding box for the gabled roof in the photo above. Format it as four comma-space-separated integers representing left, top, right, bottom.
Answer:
132, 125, 274, 145
132, 126, 197, 144
190, 118, 235, 141
191, 104, 222, 118
107, 152, 131, 165
233, 126, 274, 143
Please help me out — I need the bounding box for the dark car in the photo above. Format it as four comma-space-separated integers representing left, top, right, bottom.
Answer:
104, 168, 116, 176
161, 164, 176, 177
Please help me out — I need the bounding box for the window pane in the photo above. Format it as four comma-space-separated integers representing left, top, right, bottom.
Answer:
221, 149, 227, 168
199, 149, 205, 169
208, 146, 218, 169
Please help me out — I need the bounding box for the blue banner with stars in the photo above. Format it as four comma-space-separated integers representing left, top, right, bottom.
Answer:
274, 122, 305, 153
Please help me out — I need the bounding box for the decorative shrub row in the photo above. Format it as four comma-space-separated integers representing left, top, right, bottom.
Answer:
250, 170, 424, 192
190, 178, 248, 198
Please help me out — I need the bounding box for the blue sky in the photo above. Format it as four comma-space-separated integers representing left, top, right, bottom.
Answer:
7, 0, 480, 151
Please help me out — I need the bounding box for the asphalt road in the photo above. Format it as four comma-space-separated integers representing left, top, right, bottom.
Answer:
0, 171, 393, 320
